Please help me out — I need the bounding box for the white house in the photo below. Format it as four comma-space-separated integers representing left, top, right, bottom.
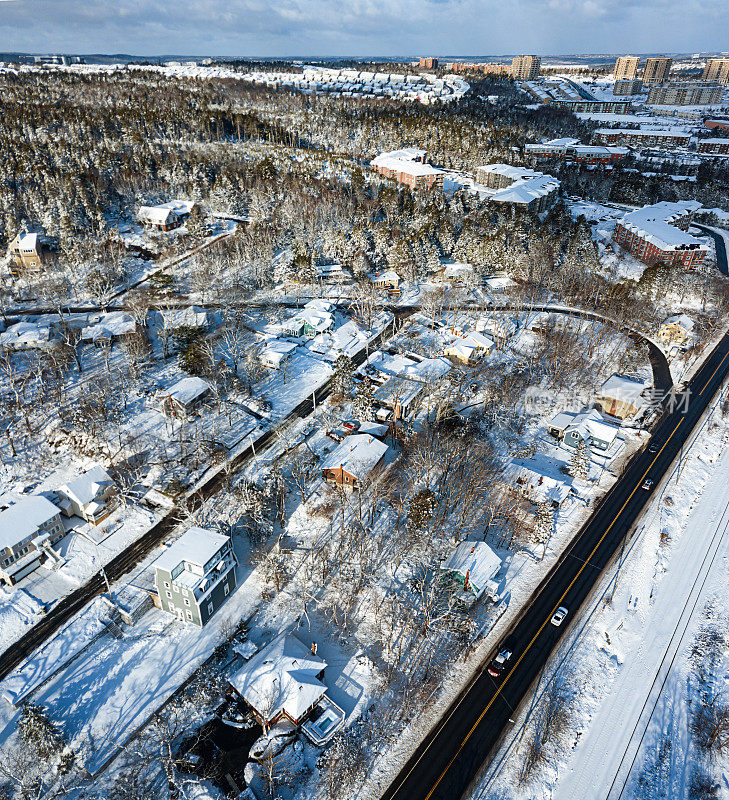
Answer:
229, 633, 328, 726
281, 307, 334, 339
260, 340, 298, 369
0, 322, 54, 351
370, 270, 401, 291
0, 496, 65, 585
81, 312, 137, 346
57, 465, 118, 525
441, 541, 501, 602
509, 456, 575, 507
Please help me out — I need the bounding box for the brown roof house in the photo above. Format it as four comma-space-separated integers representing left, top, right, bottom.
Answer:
322, 433, 388, 491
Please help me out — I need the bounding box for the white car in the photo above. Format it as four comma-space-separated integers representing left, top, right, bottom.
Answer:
550, 606, 568, 627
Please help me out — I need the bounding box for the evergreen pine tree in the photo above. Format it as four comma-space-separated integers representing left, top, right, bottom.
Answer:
353, 377, 376, 421
570, 437, 590, 480
332, 354, 354, 399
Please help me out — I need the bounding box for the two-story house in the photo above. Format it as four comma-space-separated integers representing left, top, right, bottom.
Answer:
7, 232, 56, 276
0, 496, 65, 585
57, 465, 118, 525
154, 527, 237, 626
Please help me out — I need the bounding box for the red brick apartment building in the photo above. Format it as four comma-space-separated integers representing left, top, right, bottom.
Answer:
697, 138, 729, 154
612, 201, 708, 268
371, 149, 445, 191
596, 128, 691, 149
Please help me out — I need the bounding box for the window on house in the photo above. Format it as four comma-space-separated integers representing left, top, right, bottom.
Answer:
168, 602, 175, 611
164, 581, 170, 589
207, 602, 214, 616
224, 583, 230, 596
184, 598, 190, 606
186, 610, 192, 620
166, 591, 172, 599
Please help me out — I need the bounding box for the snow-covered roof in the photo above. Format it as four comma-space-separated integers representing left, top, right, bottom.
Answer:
618, 201, 707, 252
229, 633, 328, 723
81, 312, 136, 342
0, 321, 51, 348
163, 376, 211, 406
401, 357, 452, 383
11, 232, 38, 251
283, 308, 333, 333
260, 339, 298, 366
662, 313, 694, 331
371, 270, 401, 285
322, 434, 388, 480
159, 306, 208, 329
138, 206, 177, 224
477, 163, 543, 181
442, 541, 501, 599
59, 465, 114, 508
304, 299, 334, 313
566, 408, 621, 444
595, 127, 690, 139
155, 527, 230, 573
491, 174, 561, 205
509, 456, 574, 505
371, 149, 443, 178
598, 374, 648, 403
0, 495, 60, 551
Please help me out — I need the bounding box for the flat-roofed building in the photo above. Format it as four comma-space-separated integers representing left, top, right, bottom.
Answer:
647, 82, 722, 106
595, 128, 691, 149
612, 201, 708, 269
419, 57, 438, 69
510, 55, 541, 80
702, 58, 729, 85
371, 149, 445, 191
643, 57, 672, 85
697, 138, 729, 154
614, 56, 640, 80
614, 78, 643, 96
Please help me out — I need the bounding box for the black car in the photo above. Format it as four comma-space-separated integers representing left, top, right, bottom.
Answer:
487, 649, 513, 678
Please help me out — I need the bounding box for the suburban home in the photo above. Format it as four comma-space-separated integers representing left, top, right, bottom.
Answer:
370, 270, 401, 291
549, 408, 620, 452
228, 633, 328, 727
0, 496, 65, 585
657, 314, 694, 348
260, 340, 298, 369
317, 263, 351, 284
441, 263, 475, 286
81, 312, 137, 347
281, 307, 334, 339
154, 527, 237, 626
322, 434, 389, 491
0, 321, 55, 351
7, 231, 56, 275
440, 541, 501, 603
443, 332, 494, 365
160, 376, 212, 419
509, 456, 575, 507
373, 376, 423, 421
159, 306, 209, 331
56, 465, 118, 525
595, 374, 648, 420
138, 200, 197, 231
476, 315, 518, 344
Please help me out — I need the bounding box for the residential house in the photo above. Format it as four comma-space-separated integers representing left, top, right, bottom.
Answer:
0, 321, 55, 351
657, 314, 694, 348
443, 332, 494, 365
229, 633, 328, 726
370, 270, 401, 292
549, 408, 620, 452
81, 312, 137, 347
509, 456, 575, 507
138, 200, 197, 231
440, 541, 501, 602
322, 434, 388, 491
260, 340, 298, 369
476, 315, 518, 345
7, 232, 56, 275
0, 496, 65, 585
154, 527, 237, 626
281, 307, 333, 339
441, 263, 475, 286
373, 376, 423, 421
160, 376, 212, 419
56, 465, 118, 525
159, 306, 209, 331
595, 374, 648, 420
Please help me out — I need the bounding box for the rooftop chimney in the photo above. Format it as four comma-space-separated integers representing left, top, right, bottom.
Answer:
311, 642, 317, 656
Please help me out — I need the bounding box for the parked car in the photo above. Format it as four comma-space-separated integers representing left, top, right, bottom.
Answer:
550, 606, 568, 627
641, 478, 654, 491
487, 649, 512, 678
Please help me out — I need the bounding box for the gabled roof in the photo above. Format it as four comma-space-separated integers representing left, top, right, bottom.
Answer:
662, 313, 694, 331
59, 465, 115, 508
442, 541, 501, 599
598, 374, 647, 403
229, 633, 327, 723
322, 434, 388, 481
0, 496, 60, 551
155, 527, 230, 573
565, 408, 621, 444
163, 376, 211, 406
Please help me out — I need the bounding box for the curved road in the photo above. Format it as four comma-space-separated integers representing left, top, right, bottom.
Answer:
694, 223, 729, 276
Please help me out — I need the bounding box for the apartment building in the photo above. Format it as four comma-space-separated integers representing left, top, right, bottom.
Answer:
525, 140, 627, 166
154, 527, 237, 626
697, 138, 729, 154
702, 58, 729, 85
647, 82, 723, 106
614, 56, 640, 80
595, 128, 691, 149
449, 62, 510, 75
643, 57, 673, 85
614, 78, 644, 96
510, 55, 541, 80
612, 201, 708, 269
371, 148, 445, 191
550, 99, 632, 113
419, 57, 438, 69
476, 164, 560, 213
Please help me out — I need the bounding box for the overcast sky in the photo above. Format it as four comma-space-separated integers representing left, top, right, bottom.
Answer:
1, 0, 727, 57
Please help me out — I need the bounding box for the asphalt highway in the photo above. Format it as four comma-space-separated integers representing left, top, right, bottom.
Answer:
382, 329, 729, 800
